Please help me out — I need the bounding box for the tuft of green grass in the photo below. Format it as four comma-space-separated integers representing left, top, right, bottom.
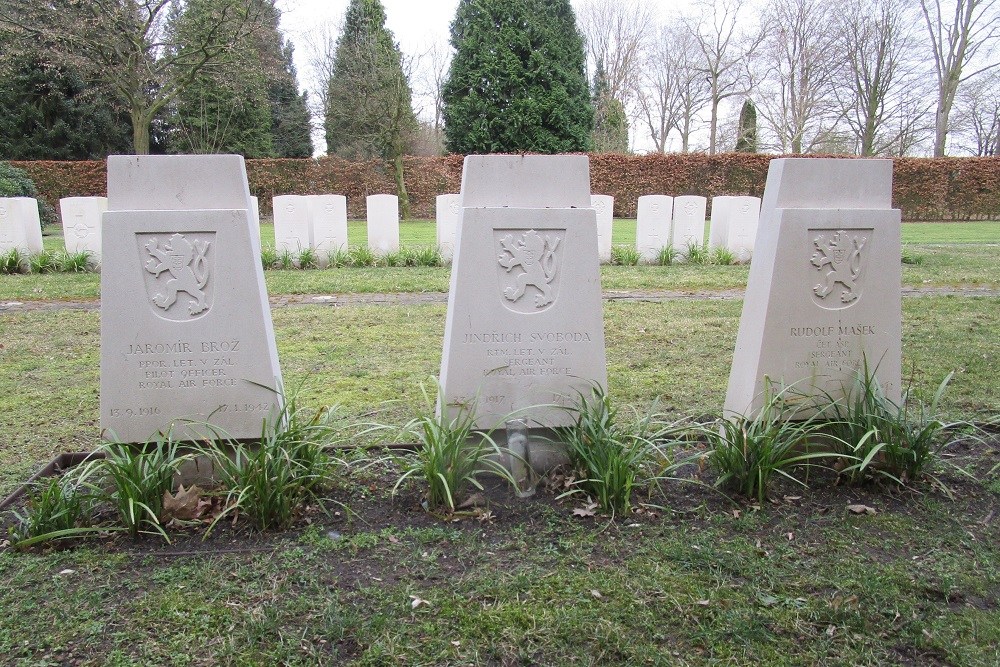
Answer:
556, 386, 679, 515
56, 250, 93, 273
297, 246, 318, 270
277, 247, 296, 270
656, 245, 678, 266
711, 246, 738, 266
325, 247, 351, 268
683, 240, 710, 265
260, 245, 279, 270
28, 249, 59, 274
8, 473, 98, 548
0, 247, 26, 274
393, 381, 515, 512
348, 245, 377, 267
209, 395, 339, 532
701, 384, 833, 502
90, 435, 189, 540
610, 245, 641, 266
825, 365, 969, 487
902, 246, 925, 265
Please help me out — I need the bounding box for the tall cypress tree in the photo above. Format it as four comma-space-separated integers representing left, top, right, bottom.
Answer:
591, 59, 628, 153
325, 0, 417, 215
269, 42, 313, 158
443, 0, 593, 154
735, 98, 758, 153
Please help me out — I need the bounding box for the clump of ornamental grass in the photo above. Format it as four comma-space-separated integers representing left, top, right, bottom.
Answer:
610, 245, 641, 266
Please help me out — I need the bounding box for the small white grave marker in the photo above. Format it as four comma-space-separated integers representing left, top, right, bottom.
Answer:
436, 193, 461, 261
0, 197, 44, 255
726, 196, 761, 261
636, 195, 673, 262
590, 194, 614, 263
709, 196, 734, 249
309, 195, 348, 261
60, 197, 107, 258
272, 195, 313, 257
367, 194, 399, 254
671, 195, 707, 254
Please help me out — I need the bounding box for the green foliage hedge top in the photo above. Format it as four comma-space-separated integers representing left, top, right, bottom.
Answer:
0, 161, 57, 226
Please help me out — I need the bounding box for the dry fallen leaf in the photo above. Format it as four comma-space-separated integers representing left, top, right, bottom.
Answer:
847, 504, 877, 515
457, 493, 486, 510
572, 503, 598, 518
161, 484, 204, 522
695, 599, 711, 606
410, 595, 431, 609
590, 589, 603, 599
388, 535, 400, 544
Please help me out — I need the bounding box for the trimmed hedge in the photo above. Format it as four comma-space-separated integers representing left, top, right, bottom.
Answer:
10, 154, 1000, 221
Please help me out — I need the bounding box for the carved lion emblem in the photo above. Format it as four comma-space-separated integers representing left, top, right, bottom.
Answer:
810, 229, 867, 305
143, 233, 212, 316
497, 230, 560, 308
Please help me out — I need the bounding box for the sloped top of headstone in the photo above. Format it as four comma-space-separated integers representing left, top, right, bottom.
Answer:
460, 155, 590, 209
107, 155, 253, 212
763, 158, 892, 211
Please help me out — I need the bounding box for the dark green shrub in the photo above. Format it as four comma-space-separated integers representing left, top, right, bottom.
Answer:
0, 161, 57, 227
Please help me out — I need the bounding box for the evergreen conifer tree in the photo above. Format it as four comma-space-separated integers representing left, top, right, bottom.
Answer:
735, 99, 758, 153
591, 60, 628, 153
324, 0, 417, 215
443, 0, 593, 153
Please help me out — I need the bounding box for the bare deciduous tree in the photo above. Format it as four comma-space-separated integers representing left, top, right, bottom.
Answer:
953, 69, 1000, 154
636, 22, 711, 153
578, 0, 653, 108
756, 0, 843, 153
836, 0, 932, 155
919, 0, 1000, 156
0, 0, 266, 154
684, 0, 764, 154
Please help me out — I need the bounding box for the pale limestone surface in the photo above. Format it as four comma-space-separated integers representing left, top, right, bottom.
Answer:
636, 195, 673, 262
590, 194, 614, 263
107, 155, 254, 212
671, 195, 707, 253
60, 197, 107, 257
725, 196, 761, 261
440, 155, 607, 430
309, 195, 348, 260
100, 155, 282, 442
436, 193, 461, 261
272, 195, 314, 256
724, 158, 901, 418
709, 196, 734, 249
366, 194, 399, 254
249, 196, 261, 252
0, 197, 43, 255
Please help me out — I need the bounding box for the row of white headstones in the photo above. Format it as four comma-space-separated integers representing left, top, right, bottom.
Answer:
97, 154, 900, 457
0, 191, 760, 264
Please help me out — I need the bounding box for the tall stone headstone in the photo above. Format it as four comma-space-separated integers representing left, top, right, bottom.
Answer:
725, 158, 901, 417
440, 155, 608, 432
708, 196, 734, 249
249, 196, 261, 253
636, 195, 673, 263
436, 193, 461, 261
726, 196, 761, 261
309, 194, 348, 260
101, 155, 283, 442
590, 194, 614, 263
60, 197, 107, 258
672, 195, 707, 253
272, 195, 313, 256
366, 194, 399, 254
0, 197, 44, 255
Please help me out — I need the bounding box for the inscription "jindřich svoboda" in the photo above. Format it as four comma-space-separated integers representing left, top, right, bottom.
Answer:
463, 331, 592, 344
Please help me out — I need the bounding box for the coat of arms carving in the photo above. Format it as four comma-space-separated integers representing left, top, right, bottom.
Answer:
809, 229, 870, 308
495, 229, 563, 313
139, 232, 214, 320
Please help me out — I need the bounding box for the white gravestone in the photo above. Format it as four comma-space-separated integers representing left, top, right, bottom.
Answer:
367, 194, 399, 255
249, 196, 261, 253
272, 195, 313, 257
726, 196, 761, 261
590, 195, 614, 263
60, 197, 107, 258
709, 196, 734, 249
440, 155, 608, 432
436, 193, 461, 261
309, 195, 348, 262
101, 154, 283, 442
636, 195, 673, 263
0, 197, 44, 255
671, 195, 707, 254
725, 158, 901, 418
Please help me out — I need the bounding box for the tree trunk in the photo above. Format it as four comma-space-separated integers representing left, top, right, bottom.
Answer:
709, 96, 719, 155
393, 153, 410, 220
131, 107, 151, 155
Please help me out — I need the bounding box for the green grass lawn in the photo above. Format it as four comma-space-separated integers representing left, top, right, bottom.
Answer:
11, 220, 1000, 302
1, 293, 999, 665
